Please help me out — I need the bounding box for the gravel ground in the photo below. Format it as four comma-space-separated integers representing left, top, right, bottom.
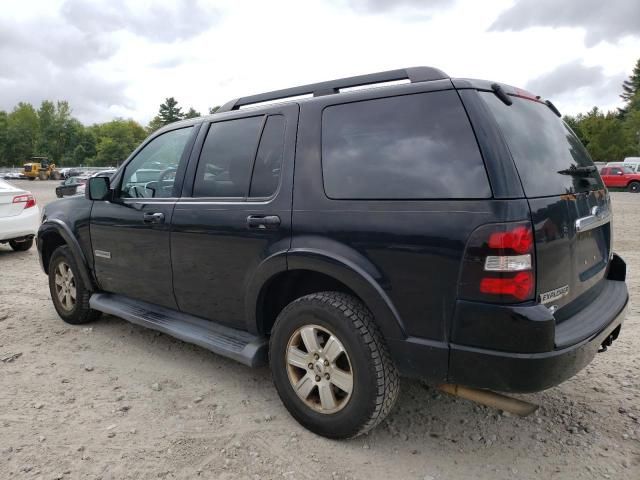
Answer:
1, 180, 638, 480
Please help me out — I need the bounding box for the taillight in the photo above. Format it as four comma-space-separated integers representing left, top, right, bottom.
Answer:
13, 194, 36, 209
459, 221, 535, 303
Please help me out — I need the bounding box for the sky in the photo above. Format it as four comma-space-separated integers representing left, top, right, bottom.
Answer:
1, 0, 639, 125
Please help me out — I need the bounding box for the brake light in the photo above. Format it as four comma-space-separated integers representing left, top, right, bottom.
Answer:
480, 271, 534, 301
459, 221, 536, 303
488, 226, 533, 254
13, 194, 36, 209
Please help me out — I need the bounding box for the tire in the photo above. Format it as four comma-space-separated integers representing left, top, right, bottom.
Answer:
56, 192, 62, 198
38, 171, 48, 181
269, 292, 399, 439
48, 245, 100, 325
9, 238, 33, 251
28, 177, 35, 181
51, 171, 61, 180
627, 181, 640, 193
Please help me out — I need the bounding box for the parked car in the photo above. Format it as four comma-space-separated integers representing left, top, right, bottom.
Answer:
3, 172, 23, 180
0, 179, 39, 251
76, 170, 117, 196
37, 67, 628, 439
605, 161, 640, 173
600, 166, 640, 192
55, 176, 88, 198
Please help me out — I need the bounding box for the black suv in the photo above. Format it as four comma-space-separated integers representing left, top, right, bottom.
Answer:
37, 67, 628, 439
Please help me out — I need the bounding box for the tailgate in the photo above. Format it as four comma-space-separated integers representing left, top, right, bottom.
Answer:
530, 190, 611, 313
479, 90, 610, 315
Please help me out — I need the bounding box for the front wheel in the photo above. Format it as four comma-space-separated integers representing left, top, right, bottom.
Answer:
269, 292, 399, 439
48, 245, 100, 324
628, 181, 640, 193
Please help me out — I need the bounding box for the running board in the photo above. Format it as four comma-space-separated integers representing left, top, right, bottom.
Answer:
89, 293, 268, 367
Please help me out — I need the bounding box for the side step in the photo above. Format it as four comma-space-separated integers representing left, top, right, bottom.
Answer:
89, 293, 268, 367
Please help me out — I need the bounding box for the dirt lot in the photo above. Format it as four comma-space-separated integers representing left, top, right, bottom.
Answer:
1, 180, 638, 480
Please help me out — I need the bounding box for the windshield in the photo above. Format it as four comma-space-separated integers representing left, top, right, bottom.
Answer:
480, 92, 604, 197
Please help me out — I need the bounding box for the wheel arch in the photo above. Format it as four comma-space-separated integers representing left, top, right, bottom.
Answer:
38, 220, 96, 291
246, 249, 406, 341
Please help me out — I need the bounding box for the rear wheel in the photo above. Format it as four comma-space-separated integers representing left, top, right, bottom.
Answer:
269, 292, 399, 439
48, 246, 100, 324
9, 238, 33, 251
627, 181, 640, 193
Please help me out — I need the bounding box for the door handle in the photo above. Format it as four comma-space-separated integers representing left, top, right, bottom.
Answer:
247, 215, 281, 228
143, 212, 165, 224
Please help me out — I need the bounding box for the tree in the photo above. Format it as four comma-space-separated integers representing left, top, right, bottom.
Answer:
208, 106, 220, 114
621, 58, 640, 104
94, 119, 147, 166
6, 103, 39, 165
158, 97, 184, 125
184, 107, 201, 119
0, 111, 8, 167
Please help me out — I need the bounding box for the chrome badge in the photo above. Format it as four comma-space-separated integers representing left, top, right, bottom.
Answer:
540, 285, 569, 304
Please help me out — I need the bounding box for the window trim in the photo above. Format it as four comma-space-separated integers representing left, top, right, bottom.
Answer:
319, 90, 491, 201
113, 124, 197, 201
189, 113, 287, 202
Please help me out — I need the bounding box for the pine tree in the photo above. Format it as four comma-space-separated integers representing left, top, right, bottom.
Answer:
158, 97, 184, 125
184, 107, 201, 119
621, 59, 640, 104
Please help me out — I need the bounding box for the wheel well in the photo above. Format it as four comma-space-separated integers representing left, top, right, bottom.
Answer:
257, 270, 358, 335
40, 231, 67, 274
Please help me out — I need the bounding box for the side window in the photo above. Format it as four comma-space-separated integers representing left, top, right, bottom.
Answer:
120, 127, 193, 199
610, 168, 621, 175
249, 115, 285, 198
321, 91, 490, 199
193, 117, 263, 198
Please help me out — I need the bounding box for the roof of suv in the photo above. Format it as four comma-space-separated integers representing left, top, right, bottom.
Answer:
153, 66, 550, 136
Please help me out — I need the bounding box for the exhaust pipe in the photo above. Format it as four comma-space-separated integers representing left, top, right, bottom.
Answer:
437, 384, 538, 417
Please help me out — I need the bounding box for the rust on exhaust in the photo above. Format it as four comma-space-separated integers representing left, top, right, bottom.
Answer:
437, 384, 539, 417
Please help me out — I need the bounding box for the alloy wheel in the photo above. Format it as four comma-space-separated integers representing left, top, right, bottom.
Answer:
285, 324, 354, 414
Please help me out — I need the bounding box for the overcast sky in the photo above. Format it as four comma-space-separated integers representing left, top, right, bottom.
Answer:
1, 0, 639, 125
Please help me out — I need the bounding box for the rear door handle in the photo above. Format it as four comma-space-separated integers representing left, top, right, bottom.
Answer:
247, 215, 281, 229
143, 212, 165, 224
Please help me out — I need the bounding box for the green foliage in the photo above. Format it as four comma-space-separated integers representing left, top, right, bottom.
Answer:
0, 101, 146, 168
184, 107, 200, 119
158, 97, 184, 124
93, 119, 147, 167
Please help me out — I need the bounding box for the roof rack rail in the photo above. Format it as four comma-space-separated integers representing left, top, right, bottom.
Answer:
217, 66, 449, 112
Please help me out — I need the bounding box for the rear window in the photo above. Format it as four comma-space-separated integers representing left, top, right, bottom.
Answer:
321, 91, 491, 199
480, 92, 603, 197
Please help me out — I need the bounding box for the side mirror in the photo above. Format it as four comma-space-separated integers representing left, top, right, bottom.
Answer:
86, 176, 111, 201
618, 171, 624, 175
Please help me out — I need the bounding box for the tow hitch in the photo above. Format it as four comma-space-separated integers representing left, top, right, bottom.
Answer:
598, 326, 621, 353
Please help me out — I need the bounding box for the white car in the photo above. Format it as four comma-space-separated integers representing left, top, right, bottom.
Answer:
0, 179, 40, 251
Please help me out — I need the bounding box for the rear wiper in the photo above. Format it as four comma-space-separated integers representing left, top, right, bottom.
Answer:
557, 165, 597, 176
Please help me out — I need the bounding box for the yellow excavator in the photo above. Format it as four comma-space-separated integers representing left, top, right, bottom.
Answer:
23, 157, 61, 180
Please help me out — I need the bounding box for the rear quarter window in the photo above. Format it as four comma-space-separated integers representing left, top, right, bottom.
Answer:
321, 90, 491, 199
480, 92, 604, 197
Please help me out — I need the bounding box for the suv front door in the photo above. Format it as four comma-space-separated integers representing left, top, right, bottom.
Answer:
171, 104, 298, 329
90, 125, 198, 308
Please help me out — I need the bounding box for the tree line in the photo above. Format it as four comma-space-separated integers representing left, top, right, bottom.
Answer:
563, 58, 640, 162
0, 97, 218, 168
1, 59, 639, 168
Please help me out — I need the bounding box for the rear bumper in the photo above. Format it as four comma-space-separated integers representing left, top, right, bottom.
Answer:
390, 276, 628, 393
447, 283, 626, 392
0, 206, 40, 242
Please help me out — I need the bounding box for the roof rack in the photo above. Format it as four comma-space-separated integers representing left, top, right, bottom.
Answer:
217, 66, 448, 112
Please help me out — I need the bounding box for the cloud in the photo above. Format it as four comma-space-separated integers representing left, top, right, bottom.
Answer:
525, 60, 626, 112
490, 0, 640, 46
61, 0, 221, 43
344, 0, 455, 13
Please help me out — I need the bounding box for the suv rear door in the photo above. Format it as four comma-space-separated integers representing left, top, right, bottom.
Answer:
171, 104, 298, 329
480, 92, 611, 322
